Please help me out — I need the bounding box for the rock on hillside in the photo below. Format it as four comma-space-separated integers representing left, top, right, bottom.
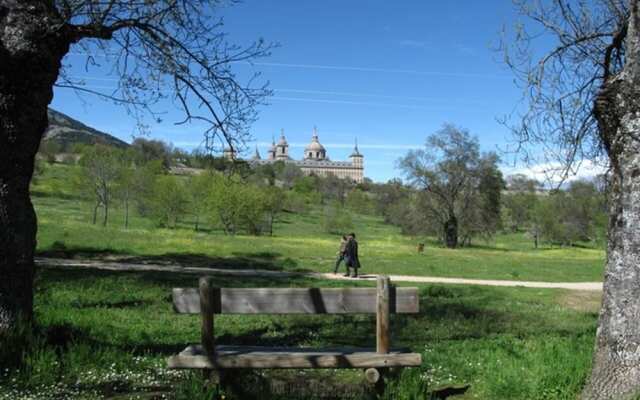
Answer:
44, 108, 129, 151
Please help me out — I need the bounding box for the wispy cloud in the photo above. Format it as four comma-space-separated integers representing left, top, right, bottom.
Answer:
274, 88, 485, 105
240, 61, 510, 79
398, 39, 430, 49
454, 43, 477, 56
272, 96, 459, 111
255, 141, 421, 150
67, 54, 510, 79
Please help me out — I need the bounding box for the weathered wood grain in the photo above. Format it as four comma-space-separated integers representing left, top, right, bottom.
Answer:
199, 278, 215, 355
167, 345, 422, 369
172, 287, 419, 314
376, 276, 391, 353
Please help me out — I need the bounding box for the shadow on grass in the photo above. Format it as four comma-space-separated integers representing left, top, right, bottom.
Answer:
37, 244, 309, 272
36, 266, 324, 353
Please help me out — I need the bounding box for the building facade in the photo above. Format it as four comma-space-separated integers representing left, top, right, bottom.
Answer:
246, 128, 364, 183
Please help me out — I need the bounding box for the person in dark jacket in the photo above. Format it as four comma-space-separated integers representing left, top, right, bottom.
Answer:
333, 235, 348, 274
344, 233, 360, 278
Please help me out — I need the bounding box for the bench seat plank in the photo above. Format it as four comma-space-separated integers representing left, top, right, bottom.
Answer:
167, 345, 422, 369
172, 287, 419, 314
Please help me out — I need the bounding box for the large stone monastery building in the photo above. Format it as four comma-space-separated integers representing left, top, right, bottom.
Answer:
234, 128, 364, 183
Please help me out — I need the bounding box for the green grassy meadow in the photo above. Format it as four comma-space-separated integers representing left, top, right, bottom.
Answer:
0, 164, 606, 399
33, 164, 606, 283
2, 266, 600, 400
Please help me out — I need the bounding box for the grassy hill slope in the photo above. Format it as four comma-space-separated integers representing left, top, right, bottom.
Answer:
32, 164, 605, 282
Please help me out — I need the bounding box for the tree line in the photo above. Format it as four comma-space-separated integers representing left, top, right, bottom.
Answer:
60, 129, 607, 248
63, 141, 380, 236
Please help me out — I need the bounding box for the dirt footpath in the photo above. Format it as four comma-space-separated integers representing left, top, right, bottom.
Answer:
37, 257, 603, 291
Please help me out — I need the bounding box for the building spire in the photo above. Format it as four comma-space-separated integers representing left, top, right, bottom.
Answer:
350, 137, 362, 157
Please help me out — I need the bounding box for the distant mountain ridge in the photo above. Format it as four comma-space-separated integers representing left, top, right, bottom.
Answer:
45, 108, 129, 150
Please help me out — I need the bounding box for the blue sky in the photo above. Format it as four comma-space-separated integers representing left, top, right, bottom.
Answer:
51, 1, 571, 183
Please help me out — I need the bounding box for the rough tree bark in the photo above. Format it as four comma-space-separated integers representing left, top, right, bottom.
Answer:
582, 1, 640, 398
0, 1, 70, 334
444, 215, 458, 249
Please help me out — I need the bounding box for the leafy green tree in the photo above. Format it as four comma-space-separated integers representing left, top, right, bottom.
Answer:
323, 202, 354, 235
240, 185, 272, 235
457, 153, 505, 246
371, 179, 410, 220
318, 174, 352, 205
187, 172, 214, 231
277, 163, 303, 189
283, 190, 309, 214
131, 138, 173, 170
399, 124, 500, 248
502, 175, 541, 232
206, 174, 273, 235
150, 175, 187, 228
113, 148, 139, 229
251, 163, 277, 186
565, 180, 606, 243
385, 192, 432, 236
74, 145, 120, 226
346, 189, 376, 215
293, 175, 319, 195
262, 186, 285, 236
207, 175, 242, 234
131, 160, 165, 218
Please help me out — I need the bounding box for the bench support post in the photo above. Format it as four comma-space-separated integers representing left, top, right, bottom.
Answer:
375, 276, 391, 396
200, 277, 217, 382
376, 276, 390, 354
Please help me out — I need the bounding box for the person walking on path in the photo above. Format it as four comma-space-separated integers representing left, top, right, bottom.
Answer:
333, 235, 348, 274
344, 233, 360, 278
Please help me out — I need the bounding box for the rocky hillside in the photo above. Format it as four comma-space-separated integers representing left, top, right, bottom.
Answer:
44, 108, 129, 151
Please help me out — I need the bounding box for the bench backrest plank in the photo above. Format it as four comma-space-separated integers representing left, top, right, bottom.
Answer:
172, 286, 419, 315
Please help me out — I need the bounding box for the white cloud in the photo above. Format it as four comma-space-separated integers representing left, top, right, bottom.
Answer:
502, 159, 608, 185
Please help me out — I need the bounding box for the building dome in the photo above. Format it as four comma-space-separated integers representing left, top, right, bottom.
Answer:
304, 127, 327, 160
305, 136, 325, 152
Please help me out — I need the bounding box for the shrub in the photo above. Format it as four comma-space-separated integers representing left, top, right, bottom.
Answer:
322, 203, 354, 234
150, 175, 188, 228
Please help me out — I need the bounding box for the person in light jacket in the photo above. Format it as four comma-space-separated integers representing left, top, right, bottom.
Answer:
333, 235, 348, 274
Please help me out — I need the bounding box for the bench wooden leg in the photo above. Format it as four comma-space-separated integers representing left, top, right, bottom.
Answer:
364, 367, 387, 395
364, 367, 381, 384
202, 368, 220, 385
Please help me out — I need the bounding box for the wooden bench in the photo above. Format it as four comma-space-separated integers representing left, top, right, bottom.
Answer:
167, 275, 422, 388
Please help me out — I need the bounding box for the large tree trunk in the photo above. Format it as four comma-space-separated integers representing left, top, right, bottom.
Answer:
0, 1, 69, 336
582, 3, 640, 398
444, 215, 458, 248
